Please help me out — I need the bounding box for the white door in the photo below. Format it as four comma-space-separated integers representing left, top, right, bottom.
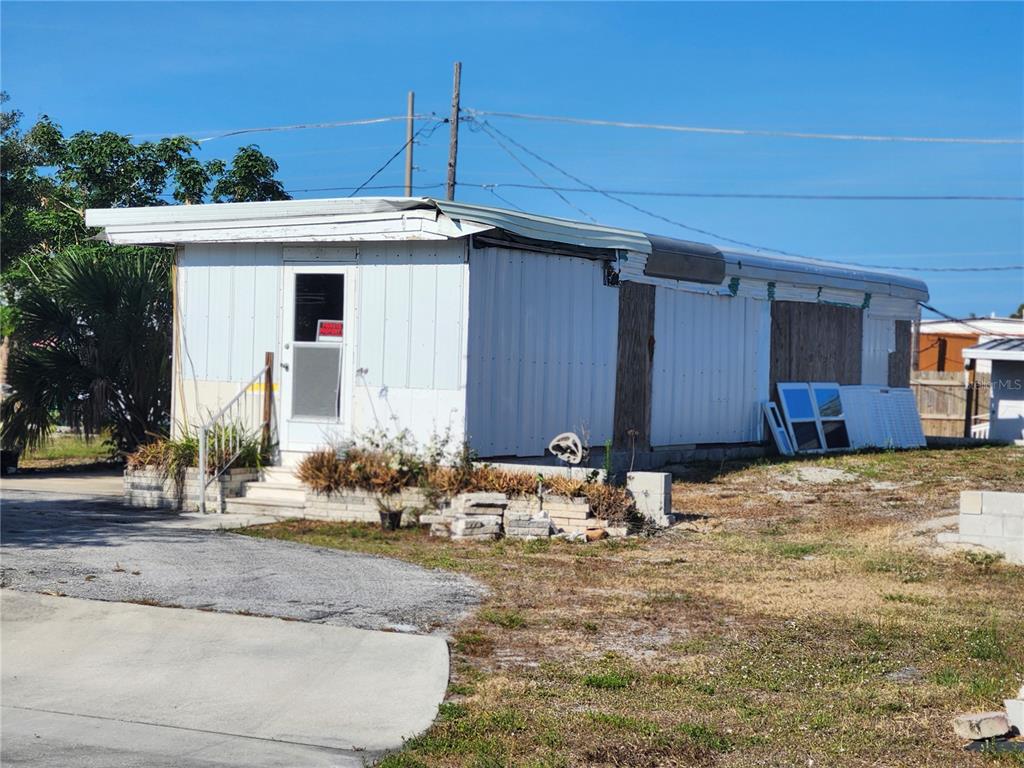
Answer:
279, 265, 353, 453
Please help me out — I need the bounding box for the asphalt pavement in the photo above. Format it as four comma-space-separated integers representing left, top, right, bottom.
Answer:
0, 479, 482, 767
0, 488, 480, 632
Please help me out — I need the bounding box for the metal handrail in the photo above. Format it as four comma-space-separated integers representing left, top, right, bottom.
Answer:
197, 353, 274, 514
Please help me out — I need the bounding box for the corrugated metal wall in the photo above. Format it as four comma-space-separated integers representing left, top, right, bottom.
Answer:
862, 315, 895, 386
651, 288, 770, 445
466, 247, 619, 457
350, 241, 469, 445
178, 243, 282, 383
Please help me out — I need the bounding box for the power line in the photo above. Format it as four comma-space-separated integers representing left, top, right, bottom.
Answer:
457, 181, 1022, 202
191, 115, 445, 144
470, 117, 806, 256
348, 120, 444, 197
470, 119, 597, 222
918, 303, 1008, 336
479, 184, 525, 212
465, 122, 1024, 272
464, 108, 1024, 146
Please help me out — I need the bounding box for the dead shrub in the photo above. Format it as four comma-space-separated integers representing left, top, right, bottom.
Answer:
544, 474, 588, 498
296, 448, 347, 495
585, 483, 638, 524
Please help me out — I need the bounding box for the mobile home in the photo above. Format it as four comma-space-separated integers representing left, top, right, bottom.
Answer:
86, 197, 928, 466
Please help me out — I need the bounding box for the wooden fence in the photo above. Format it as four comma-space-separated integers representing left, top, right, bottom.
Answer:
911, 371, 991, 437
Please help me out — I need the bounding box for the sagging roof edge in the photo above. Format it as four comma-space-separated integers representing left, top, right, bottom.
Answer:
84, 195, 928, 301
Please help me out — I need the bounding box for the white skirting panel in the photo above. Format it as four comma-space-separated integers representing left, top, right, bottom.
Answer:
466, 247, 619, 457
651, 288, 770, 446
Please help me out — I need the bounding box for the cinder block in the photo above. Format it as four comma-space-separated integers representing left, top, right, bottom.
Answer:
627, 471, 673, 527
1005, 698, 1024, 732
982, 491, 1024, 517
1003, 515, 1024, 540
959, 514, 1003, 539
960, 491, 983, 515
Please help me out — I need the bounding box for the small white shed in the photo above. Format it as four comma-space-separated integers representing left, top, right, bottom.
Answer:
963, 337, 1024, 444
85, 197, 928, 466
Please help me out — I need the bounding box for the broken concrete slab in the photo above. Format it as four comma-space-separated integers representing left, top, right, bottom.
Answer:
953, 711, 1011, 741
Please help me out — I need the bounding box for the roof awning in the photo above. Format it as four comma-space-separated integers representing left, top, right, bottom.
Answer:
963, 337, 1024, 362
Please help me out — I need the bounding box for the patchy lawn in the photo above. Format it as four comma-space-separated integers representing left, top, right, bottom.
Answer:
240, 446, 1024, 767
18, 432, 114, 469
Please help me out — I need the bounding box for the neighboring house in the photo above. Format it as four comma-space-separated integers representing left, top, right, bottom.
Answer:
963, 337, 1024, 444
85, 197, 928, 466
917, 317, 1024, 373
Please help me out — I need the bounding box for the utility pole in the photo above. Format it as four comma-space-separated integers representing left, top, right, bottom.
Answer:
446, 61, 462, 201
404, 90, 415, 196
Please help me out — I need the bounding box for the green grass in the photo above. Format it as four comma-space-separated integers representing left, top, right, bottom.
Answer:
20, 432, 112, 465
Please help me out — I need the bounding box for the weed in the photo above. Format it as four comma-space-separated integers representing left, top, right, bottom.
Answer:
675, 722, 733, 753
882, 592, 932, 606
582, 668, 636, 690
479, 608, 527, 630
967, 618, 1007, 662
965, 550, 1005, 573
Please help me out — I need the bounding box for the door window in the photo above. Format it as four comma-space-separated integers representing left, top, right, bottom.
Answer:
291, 273, 344, 420
294, 274, 344, 342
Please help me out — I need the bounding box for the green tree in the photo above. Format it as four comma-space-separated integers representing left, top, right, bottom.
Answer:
1, 247, 172, 452
1012, 302, 1024, 319
0, 96, 290, 452
211, 145, 289, 202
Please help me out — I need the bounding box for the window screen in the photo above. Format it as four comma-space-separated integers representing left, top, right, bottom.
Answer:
292, 346, 341, 418
294, 274, 344, 342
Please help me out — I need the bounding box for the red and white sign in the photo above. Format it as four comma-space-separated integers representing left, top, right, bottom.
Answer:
316, 319, 344, 341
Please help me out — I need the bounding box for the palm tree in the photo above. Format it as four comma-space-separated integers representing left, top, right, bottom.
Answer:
1, 245, 172, 453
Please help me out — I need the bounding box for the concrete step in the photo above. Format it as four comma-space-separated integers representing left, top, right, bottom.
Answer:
261, 467, 302, 485
223, 496, 305, 518
243, 481, 306, 504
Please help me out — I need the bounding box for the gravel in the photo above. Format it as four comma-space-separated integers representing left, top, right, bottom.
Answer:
0, 489, 481, 634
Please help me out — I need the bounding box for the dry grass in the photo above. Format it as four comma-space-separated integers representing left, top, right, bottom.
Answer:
241, 446, 1024, 767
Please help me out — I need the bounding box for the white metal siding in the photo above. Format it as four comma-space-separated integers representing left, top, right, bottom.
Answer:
177, 243, 282, 383
862, 315, 896, 386
466, 247, 619, 457
351, 241, 469, 445
651, 288, 770, 445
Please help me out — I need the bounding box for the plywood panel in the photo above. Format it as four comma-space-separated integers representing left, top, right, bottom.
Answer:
770, 301, 863, 391
613, 282, 655, 449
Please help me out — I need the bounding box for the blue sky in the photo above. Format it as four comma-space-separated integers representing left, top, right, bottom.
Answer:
3, 1, 1022, 317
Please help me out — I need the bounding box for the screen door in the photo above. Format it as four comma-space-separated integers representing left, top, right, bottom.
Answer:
281, 268, 349, 451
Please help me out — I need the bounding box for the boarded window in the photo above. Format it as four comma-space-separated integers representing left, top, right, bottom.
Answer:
770, 301, 863, 391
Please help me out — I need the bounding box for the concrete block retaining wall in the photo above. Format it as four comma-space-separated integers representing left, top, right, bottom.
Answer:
124, 467, 259, 513
304, 488, 429, 525
952, 491, 1024, 564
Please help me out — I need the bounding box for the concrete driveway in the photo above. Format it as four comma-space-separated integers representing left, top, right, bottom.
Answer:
0, 483, 482, 767
2, 591, 448, 767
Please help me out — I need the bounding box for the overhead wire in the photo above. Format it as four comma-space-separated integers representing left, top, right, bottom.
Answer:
456, 181, 1022, 202
470, 116, 807, 256
468, 119, 597, 222
189, 115, 445, 144
347, 118, 444, 197
464, 108, 1024, 145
